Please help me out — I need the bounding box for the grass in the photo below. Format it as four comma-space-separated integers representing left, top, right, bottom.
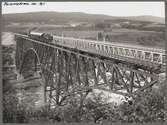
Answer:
3, 24, 165, 49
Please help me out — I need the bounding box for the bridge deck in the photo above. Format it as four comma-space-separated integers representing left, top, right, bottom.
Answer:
15, 33, 166, 73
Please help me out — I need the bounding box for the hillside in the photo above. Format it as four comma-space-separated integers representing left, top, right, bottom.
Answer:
2, 11, 165, 25
2, 12, 165, 49
2, 12, 113, 25
119, 15, 165, 24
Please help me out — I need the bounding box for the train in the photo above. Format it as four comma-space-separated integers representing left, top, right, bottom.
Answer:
28, 31, 53, 43
26, 31, 166, 65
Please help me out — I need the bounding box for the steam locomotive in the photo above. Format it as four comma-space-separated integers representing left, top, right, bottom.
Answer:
28, 31, 53, 43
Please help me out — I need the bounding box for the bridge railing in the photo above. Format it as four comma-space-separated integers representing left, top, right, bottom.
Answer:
52, 35, 166, 66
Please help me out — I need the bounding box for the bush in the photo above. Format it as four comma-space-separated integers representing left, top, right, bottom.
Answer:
3, 93, 28, 123
3, 82, 165, 123
118, 89, 165, 123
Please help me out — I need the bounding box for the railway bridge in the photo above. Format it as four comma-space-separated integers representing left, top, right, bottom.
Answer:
14, 33, 166, 107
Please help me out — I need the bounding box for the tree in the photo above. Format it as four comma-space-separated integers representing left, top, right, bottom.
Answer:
97, 32, 103, 41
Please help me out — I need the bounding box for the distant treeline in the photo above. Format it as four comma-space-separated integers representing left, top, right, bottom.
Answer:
120, 23, 165, 32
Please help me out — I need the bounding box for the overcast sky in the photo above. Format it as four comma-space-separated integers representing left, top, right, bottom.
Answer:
2, 2, 165, 17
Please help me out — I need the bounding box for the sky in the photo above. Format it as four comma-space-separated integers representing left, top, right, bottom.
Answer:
2, 2, 165, 18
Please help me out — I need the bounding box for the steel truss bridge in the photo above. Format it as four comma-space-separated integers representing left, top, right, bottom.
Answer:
15, 33, 166, 107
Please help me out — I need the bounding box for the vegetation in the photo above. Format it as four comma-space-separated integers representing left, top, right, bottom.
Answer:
136, 33, 165, 47
2, 45, 15, 66
120, 22, 165, 32
3, 81, 166, 123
